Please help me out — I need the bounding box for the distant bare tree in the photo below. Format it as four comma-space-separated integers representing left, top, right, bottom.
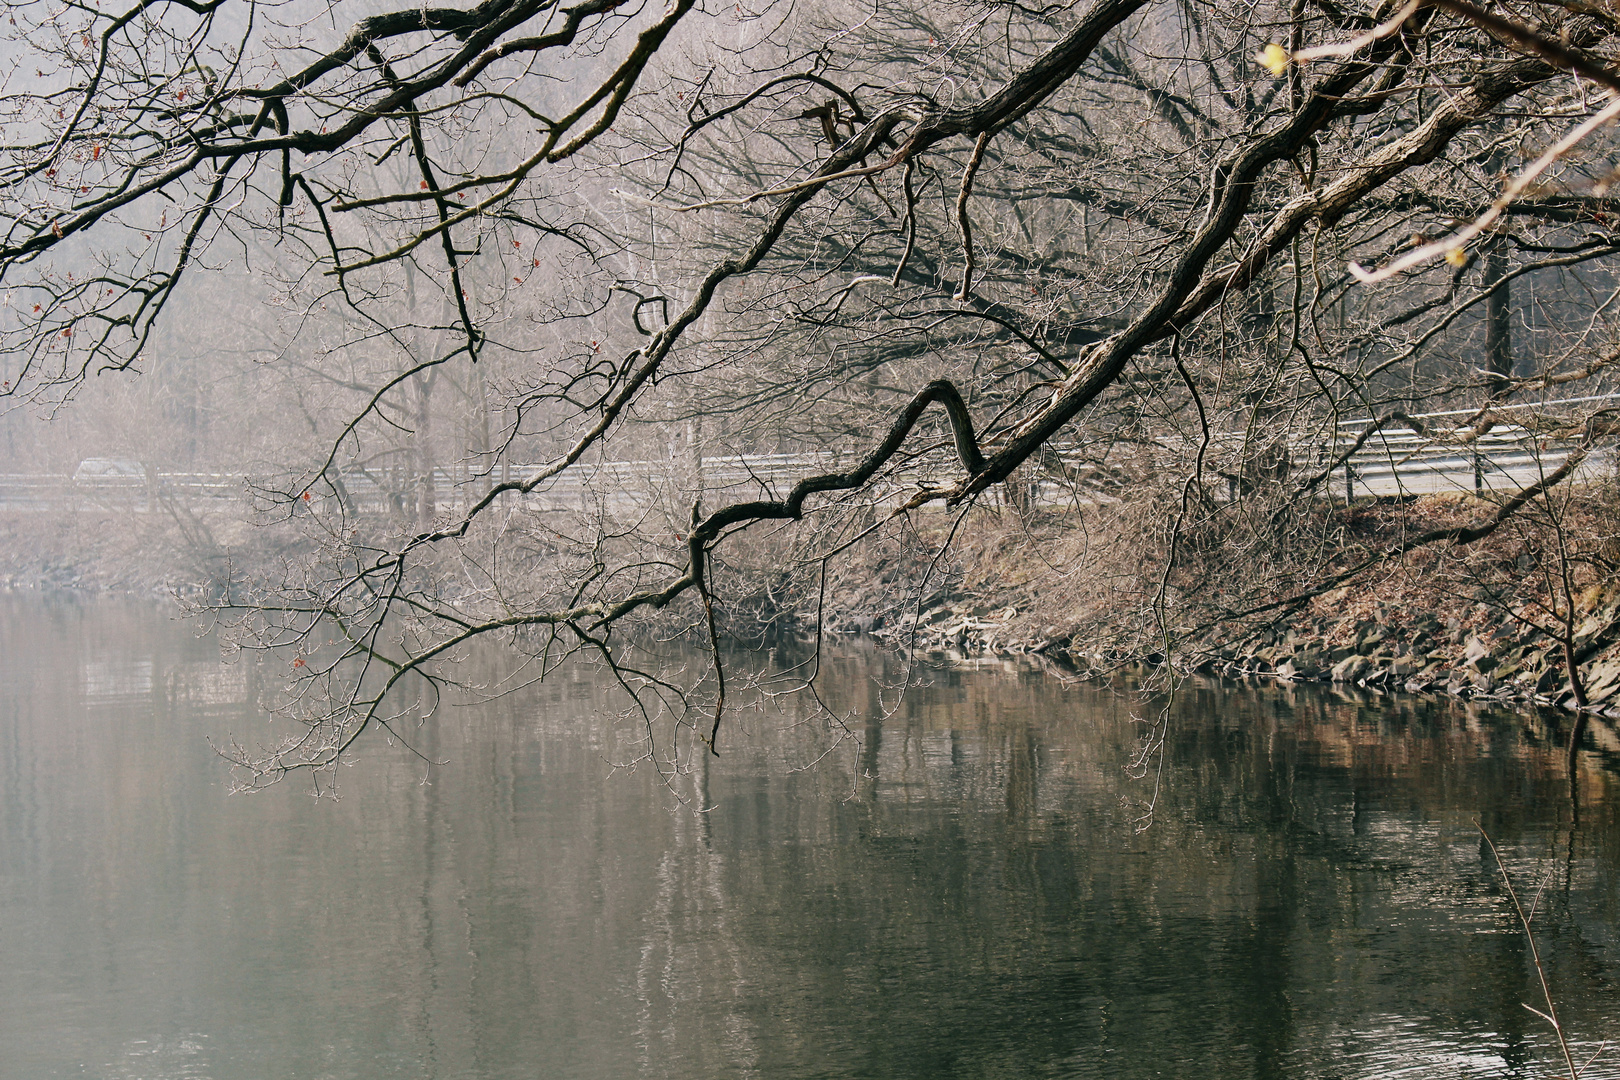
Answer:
7, 0, 1620, 784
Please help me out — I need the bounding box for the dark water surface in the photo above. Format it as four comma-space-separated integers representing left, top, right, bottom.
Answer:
3, 595, 1620, 1079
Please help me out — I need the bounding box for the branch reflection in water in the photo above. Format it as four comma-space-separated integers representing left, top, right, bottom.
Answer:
0, 594, 1616, 1079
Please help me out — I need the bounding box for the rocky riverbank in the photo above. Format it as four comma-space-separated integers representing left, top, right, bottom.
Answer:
1180, 594, 1620, 712
811, 491, 1620, 721
839, 581, 1620, 717
11, 484, 1620, 721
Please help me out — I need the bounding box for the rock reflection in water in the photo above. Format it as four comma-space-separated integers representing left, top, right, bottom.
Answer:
0, 596, 1616, 1079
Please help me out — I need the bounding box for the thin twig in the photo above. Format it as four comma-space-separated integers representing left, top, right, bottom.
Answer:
1477, 823, 1581, 1080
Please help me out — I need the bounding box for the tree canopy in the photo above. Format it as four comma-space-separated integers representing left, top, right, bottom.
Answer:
6, 0, 1620, 782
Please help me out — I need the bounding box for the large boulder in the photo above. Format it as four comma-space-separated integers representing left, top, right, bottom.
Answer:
1331, 654, 1371, 683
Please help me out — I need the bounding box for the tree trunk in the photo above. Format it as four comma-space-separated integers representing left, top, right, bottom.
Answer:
1485, 235, 1513, 399
415, 370, 437, 530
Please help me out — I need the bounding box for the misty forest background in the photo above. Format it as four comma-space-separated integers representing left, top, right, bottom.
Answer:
5, 0, 1620, 773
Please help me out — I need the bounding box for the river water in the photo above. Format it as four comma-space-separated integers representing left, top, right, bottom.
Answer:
2, 594, 1619, 1079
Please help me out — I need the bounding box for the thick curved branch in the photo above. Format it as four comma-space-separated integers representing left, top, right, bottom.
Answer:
583, 378, 986, 625
958, 44, 1578, 501
356, 0, 1148, 560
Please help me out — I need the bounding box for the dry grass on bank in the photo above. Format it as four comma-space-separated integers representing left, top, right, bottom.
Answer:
793, 481, 1620, 664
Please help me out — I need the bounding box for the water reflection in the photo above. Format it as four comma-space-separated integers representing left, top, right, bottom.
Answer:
0, 596, 1616, 1079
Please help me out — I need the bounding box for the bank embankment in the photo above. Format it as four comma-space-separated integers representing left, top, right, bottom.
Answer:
811, 489, 1620, 719
12, 484, 1620, 721
0, 504, 300, 595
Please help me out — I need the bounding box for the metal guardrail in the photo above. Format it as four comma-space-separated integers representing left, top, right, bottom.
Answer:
1330, 393, 1619, 498
4, 396, 1616, 513
1333, 427, 1585, 498
0, 455, 846, 515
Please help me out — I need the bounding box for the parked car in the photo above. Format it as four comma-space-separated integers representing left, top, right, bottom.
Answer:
72, 458, 147, 486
